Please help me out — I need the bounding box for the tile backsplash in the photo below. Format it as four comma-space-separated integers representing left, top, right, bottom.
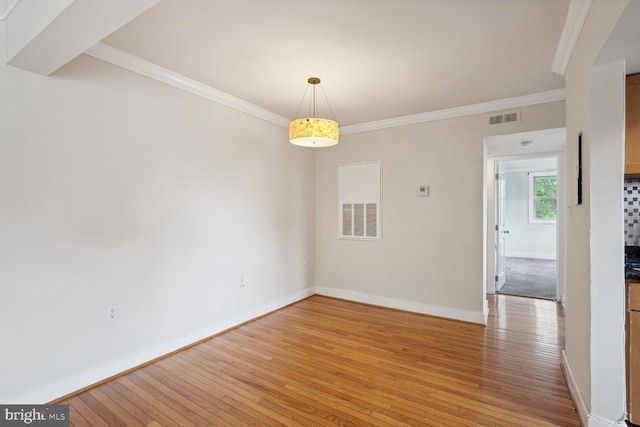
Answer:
625, 178, 640, 245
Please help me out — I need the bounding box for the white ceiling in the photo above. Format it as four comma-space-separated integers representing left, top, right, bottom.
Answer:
98, 0, 570, 127
486, 127, 566, 158
595, 0, 640, 75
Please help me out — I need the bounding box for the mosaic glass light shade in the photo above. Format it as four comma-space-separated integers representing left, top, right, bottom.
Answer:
289, 117, 340, 147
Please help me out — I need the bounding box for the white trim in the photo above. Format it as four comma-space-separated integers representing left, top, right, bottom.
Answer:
341, 89, 566, 135
551, 0, 593, 76
4, 287, 315, 404
561, 350, 627, 427
483, 298, 489, 324
562, 350, 590, 427
315, 286, 487, 325
0, 0, 19, 20
588, 417, 628, 427
84, 42, 290, 128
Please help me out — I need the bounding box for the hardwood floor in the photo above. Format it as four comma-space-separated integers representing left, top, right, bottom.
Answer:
59, 295, 580, 426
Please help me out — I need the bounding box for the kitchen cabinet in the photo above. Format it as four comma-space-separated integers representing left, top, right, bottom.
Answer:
629, 280, 640, 422
626, 74, 640, 174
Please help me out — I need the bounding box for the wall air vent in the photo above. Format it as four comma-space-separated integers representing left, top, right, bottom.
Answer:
489, 115, 503, 125
488, 110, 520, 126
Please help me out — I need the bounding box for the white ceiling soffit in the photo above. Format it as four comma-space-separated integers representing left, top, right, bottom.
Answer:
552, 0, 593, 76
86, 42, 566, 135
0, 0, 19, 20
4, 0, 159, 76
594, 0, 640, 75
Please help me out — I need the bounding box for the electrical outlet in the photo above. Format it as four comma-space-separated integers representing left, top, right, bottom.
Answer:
106, 304, 118, 322
239, 275, 246, 288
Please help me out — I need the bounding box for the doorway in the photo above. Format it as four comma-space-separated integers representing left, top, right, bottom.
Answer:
484, 128, 566, 304
495, 157, 558, 300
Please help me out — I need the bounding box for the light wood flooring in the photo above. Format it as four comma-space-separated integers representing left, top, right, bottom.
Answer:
59, 294, 580, 426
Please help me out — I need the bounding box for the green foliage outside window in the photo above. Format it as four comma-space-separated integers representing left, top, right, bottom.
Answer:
534, 176, 557, 220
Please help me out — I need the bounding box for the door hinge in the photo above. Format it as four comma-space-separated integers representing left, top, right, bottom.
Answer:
495, 173, 499, 180
494, 275, 499, 282
495, 224, 499, 231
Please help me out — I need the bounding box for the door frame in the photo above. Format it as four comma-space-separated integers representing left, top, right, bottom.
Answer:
495, 163, 507, 291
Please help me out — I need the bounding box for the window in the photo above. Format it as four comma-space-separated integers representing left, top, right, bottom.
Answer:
338, 161, 382, 240
529, 172, 557, 223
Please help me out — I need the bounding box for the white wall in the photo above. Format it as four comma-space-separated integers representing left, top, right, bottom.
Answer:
504, 170, 557, 259
588, 59, 626, 427
562, 1, 628, 425
315, 102, 565, 324
0, 50, 316, 402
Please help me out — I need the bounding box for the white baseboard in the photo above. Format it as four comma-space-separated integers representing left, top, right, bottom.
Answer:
587, 418, 628, 427
561, 350, 627, 427
506, 251, 556, 260
315, 287, 487, 325
562, 350, 590, 426
5, 287, 315, 404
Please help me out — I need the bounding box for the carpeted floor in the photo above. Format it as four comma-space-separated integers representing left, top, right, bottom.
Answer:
497, 257, 556, 300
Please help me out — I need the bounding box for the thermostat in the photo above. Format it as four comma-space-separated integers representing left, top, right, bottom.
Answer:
418, 185, 429, 196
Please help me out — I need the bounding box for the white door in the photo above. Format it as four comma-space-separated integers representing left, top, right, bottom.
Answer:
495, 163, 508, 290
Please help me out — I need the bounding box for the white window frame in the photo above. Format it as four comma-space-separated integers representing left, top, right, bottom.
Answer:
529, 171, 557, 224
338, 161, 382, 241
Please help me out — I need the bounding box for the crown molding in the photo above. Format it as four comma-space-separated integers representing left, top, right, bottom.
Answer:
86, 43, 565, 136
551, 0, 592, 76
0, 0, 19, 20
84, 42, 290, 128
341, 88, 566, 135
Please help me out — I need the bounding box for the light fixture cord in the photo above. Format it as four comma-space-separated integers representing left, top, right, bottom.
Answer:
293, 85, 310, 119
292, 79, 337, 121
319, 84, 337, 121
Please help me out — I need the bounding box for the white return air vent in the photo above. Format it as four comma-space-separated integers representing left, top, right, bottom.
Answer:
489, 110, 520, 126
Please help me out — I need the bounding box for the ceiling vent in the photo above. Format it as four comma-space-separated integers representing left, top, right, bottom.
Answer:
489, 110, 520, 126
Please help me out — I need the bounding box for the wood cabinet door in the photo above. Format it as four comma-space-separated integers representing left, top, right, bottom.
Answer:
626, 74, 640, 174
630, 310, 640, 422
630, 282, 640, 310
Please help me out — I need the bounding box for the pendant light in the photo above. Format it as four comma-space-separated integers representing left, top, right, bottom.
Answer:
289, 77, 339, 147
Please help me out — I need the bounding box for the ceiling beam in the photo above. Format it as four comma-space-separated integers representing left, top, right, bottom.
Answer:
551, 0, 593, 76
0, 0, 20, 20
3, 0, 159, 76
593, 0, 640, 73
